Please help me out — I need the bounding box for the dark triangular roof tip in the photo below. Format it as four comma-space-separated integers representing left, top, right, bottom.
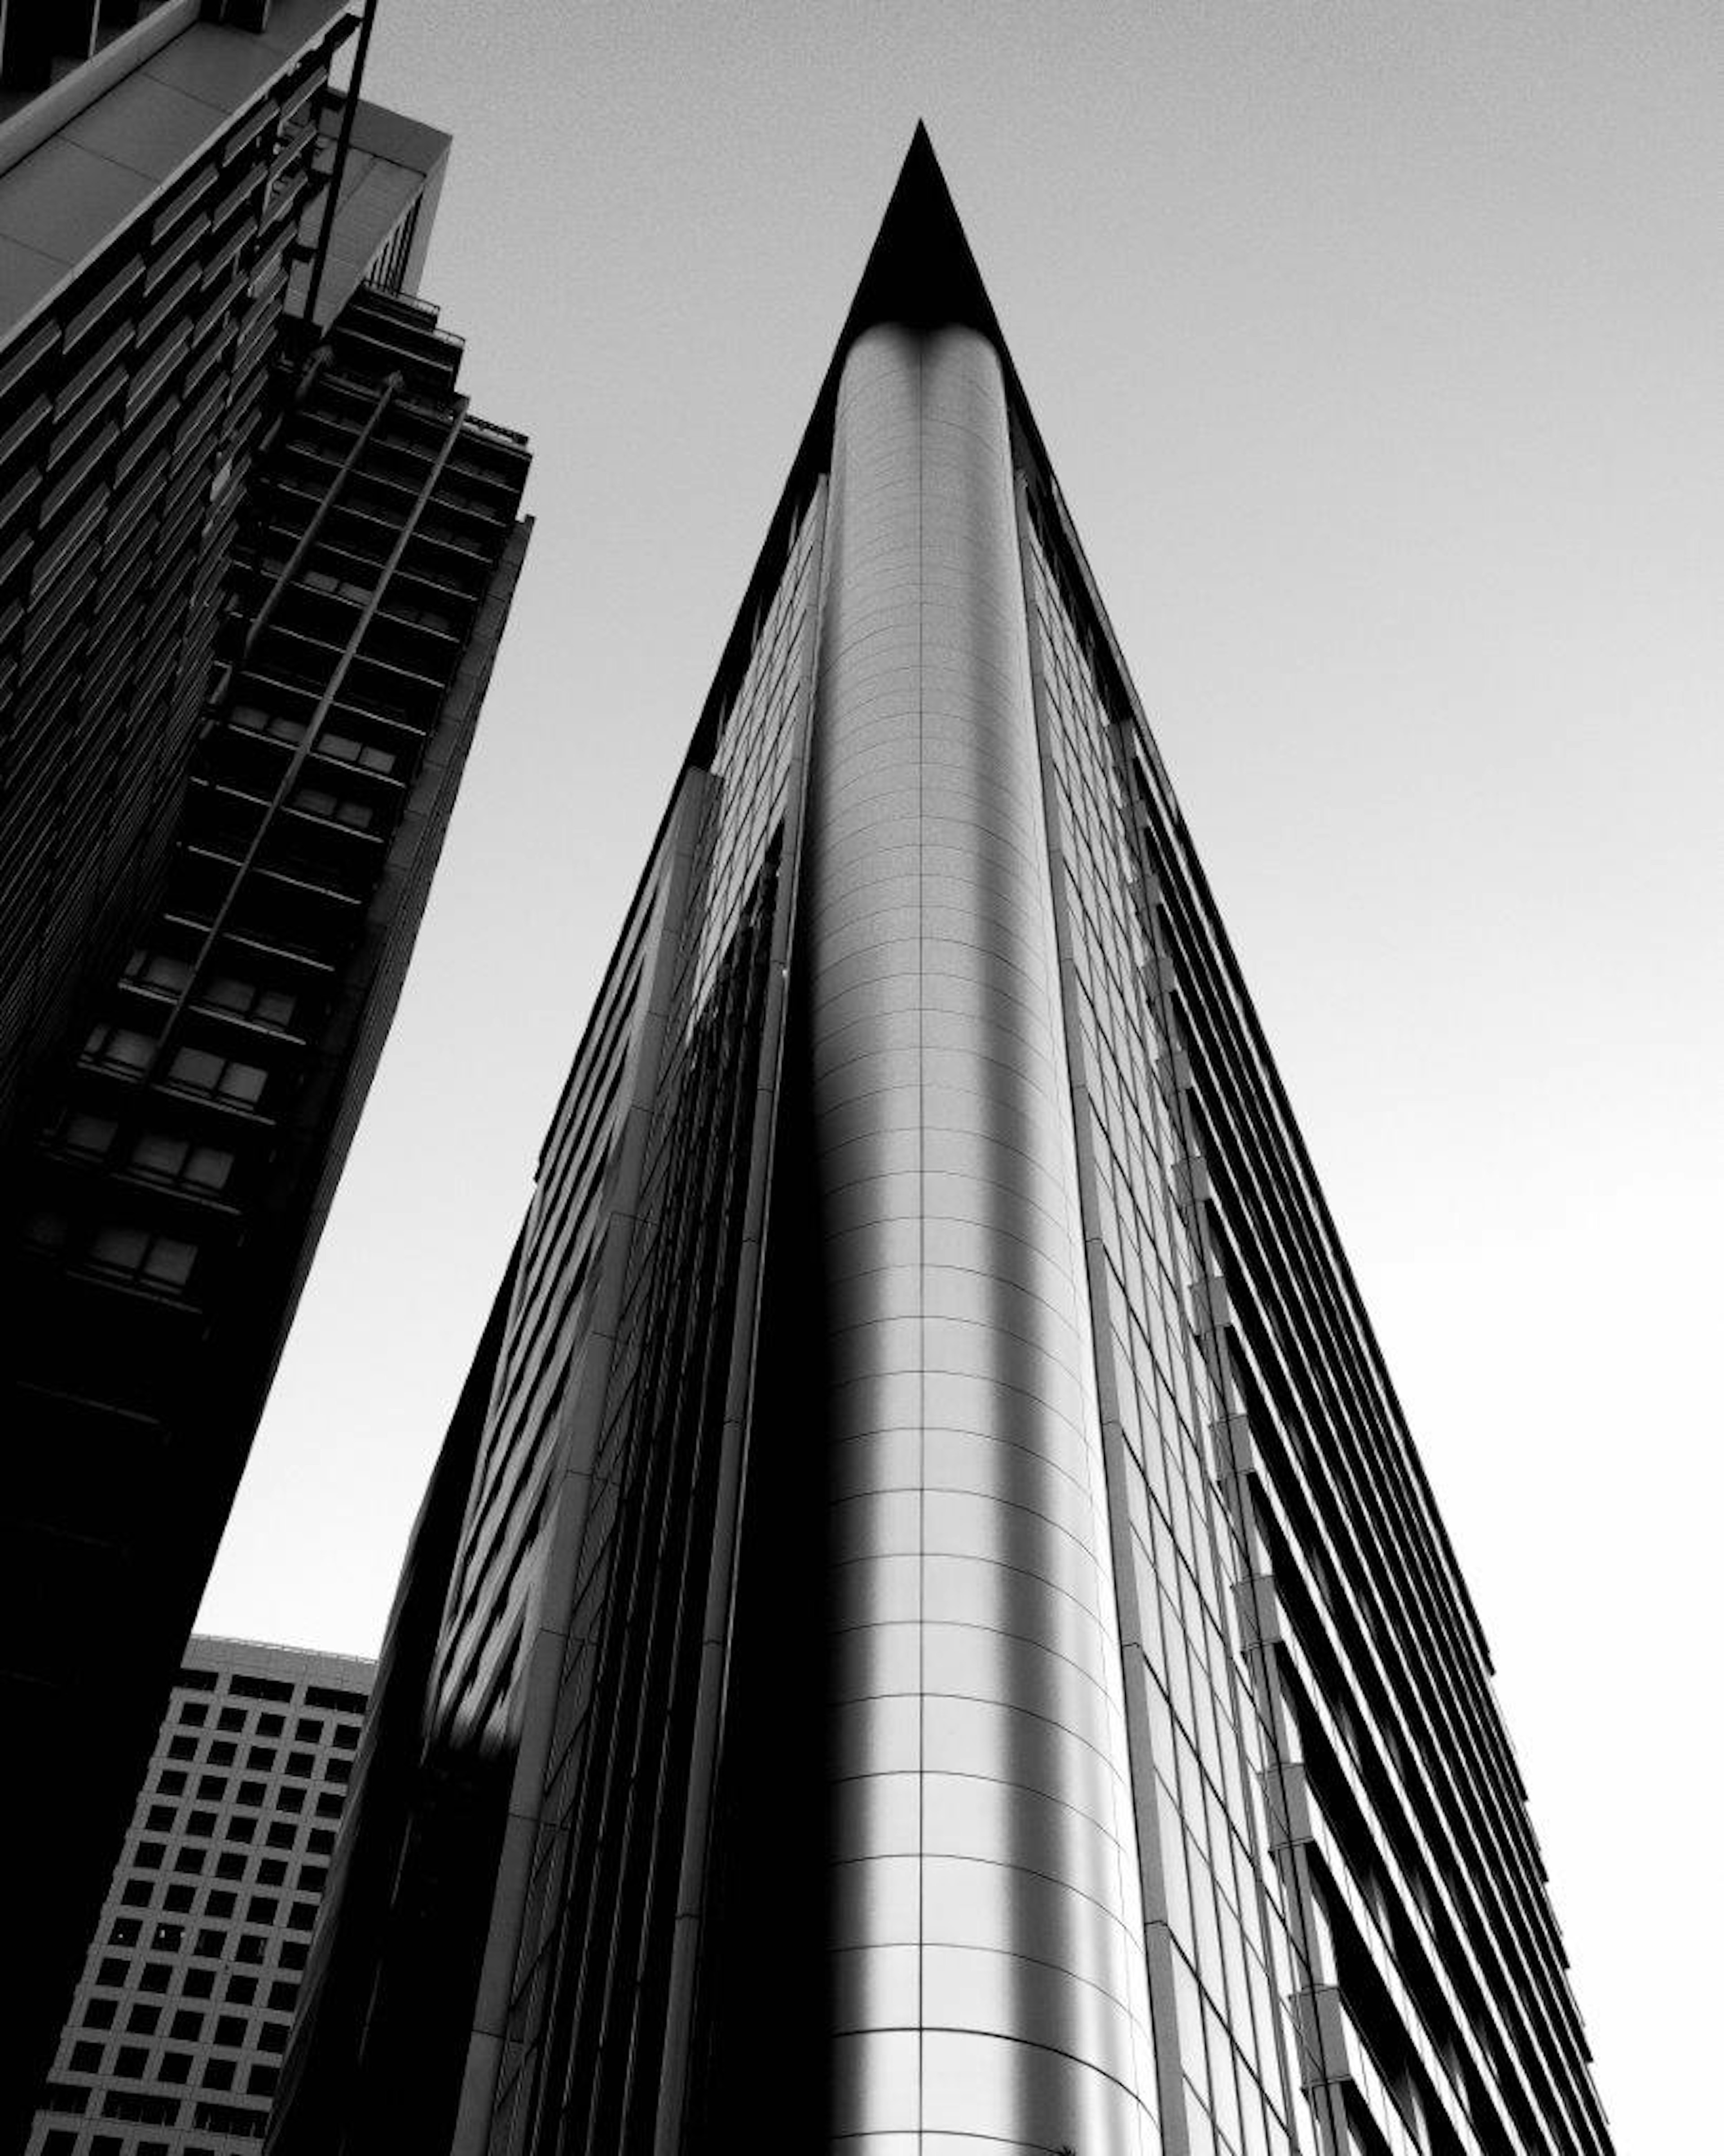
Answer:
835, 122, 1008, 355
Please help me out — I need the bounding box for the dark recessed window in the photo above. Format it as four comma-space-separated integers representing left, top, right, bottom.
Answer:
121, 1881, 153, 1909
114, 2042, 148, 2075
214, 2014, 246, 2048
68, 2040, 103, 2072
225, 1974, 257, 2006
84, 1998, 117, 2029
218, 1708, 245, 1733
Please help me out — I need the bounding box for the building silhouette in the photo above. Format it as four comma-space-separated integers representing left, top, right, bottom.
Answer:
0, 7, 532, 2123
280, 129, 1612, 2156
27, 1635, 374, 2156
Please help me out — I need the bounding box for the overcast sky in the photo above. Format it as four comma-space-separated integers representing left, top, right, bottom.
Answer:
198, 4, 1720, 2143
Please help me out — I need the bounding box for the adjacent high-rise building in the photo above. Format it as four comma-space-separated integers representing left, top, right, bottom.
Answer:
0, 6, 532, 2121
27, 1635, 375, 2156
277, 131, 1614, 2156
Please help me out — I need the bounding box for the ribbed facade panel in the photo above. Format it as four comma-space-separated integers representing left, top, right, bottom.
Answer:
803, 322, 1156, 2153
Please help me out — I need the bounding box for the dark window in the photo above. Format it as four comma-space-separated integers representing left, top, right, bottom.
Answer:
218, 1709, 245, 1733
225, 1974, 257, 2005
134, 1844, 163, 1871
110, 1919, 141, 1946
183, 1968, 215, 2000
208, 1741, 237, 1765
216, 1852, 246, 1880
197, 1774, 227, 1799
68, 2040, 103, 2072
179, 1703, 209, 1727
150, 1923, 184, 1950
287, 1899, 317, 1932
246, 1895, 279, 1923
238, 1780, 268, 1806
114, 2042, 149, 2074
206, 1891, 237, 1918
214, 2014, 246, 2046
226, 1815, 257, 1843
267, 1979, 297, 2011
247, 2064, 280, 2098
266, 1823, 295, 1849
295, 1719, 325, 1743
140, 1962, 172, 1994
202, 2057, 235, 2090
170, 2008, 204, 2039
121, 1880, 153, 1909
186, 1809, 218, 1837
84, 1998, 117, 2028
256, 1858, 287, 1887
145, 1804, 175, 1831
286, 1750, 315, 1777
257, 1712, 286, 1737
156, 1772, 188, 1795
162, 1885, 195, 1914
246, 1745, 276, 1770
159, 2051, 192, 2084
125, 2003, 158, 2034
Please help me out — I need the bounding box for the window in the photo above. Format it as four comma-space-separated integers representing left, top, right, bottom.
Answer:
257, 2021, 288, 2054
180, 1705, 208, 1729
183, 1968, 215, 2000
258, 1711, 286, 1737
205, 1891, 237, 1918
279, 1941, 308, 1971
198, 1775, 228, 1799
114, 2043, 148, 2075
238, 1780, 267, 1806
267, 1979, 297, 2011
187, 1809, 217, 1836
110, 1920, 141, 1947
132, 1847, 163, 1875
208, 1741, 237, 1765
305, 1686, 366, 1713
297, 1863, 327, 1893
150, 1922, 185, 1948
279, 1786, 305, 1814
202, 975, 296, 1029
248, 1894, 280, 1923
140, 1963, 172, 1994
231, 702, 305, 746
324, 1756, 353, 1784
170, 2008, 204, 2039
167, 1736, 197, 1761
225, 1974, 257, 2006
130, 1133, 236, 1194
166, 1047, 266, 1107
312, 1792, 340, 1819
172, 1848, 206, 1875
248, 2063, 280, 2098
158, 2051, 192, 2084
125, 2002, 159, 2034
217, 1708, 245, 1732
214, 2014, 246, 2047
216, 1852, 246, 1880
246, 1745, 276, 1770
236, 1935, 267, 1965
69, 2040, 103, 2072
295, 1719, 325, 1743
84, 1998, 117, 2029
84, 1022, 157, 1074
307, 1830, 335, 1856
266, 1824, 295, 1850
226, 1815, 256, 1843
286, 1749, 314, 1777
291, 782, 375, 830
331, 1724, 359, 1750
122, 1880, 154, 1907
287, 1899, 317, 1932
202, 2057, 235, 2090
125, 950, 193, 995
87, 1226, 198, 1291
60, 1109, 118, 1159
194, 1928, 225, 1958
162, 1884, 195, 1915
256, 1858, 286, 1886
97, 1958, 128, 1986
157, 1771, 188, 1796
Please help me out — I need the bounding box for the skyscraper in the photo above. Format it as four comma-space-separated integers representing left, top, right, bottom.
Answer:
28, 1635, 374, 2156
0, 0, 363, 1155
0, 13, 532, 2120
279, 131, 1613, 2156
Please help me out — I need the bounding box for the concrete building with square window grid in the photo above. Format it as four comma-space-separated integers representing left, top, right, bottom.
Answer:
276, 131, 1613, 2156
0, 18, 532, 2125
26, 1636, 374, 2156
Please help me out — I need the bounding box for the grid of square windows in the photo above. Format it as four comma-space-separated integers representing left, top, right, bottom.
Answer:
27, 1653, 372, 2156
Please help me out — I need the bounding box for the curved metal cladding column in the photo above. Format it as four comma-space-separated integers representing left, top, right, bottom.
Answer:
804, 321, 1160, 2154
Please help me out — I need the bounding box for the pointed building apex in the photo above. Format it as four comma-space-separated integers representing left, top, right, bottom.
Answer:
837, 123, 1006, 355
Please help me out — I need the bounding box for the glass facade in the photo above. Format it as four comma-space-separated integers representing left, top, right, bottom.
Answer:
281, 129, 1613, 2156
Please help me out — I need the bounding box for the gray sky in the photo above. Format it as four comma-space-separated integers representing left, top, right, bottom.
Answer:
199, 4, 1721, 2143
